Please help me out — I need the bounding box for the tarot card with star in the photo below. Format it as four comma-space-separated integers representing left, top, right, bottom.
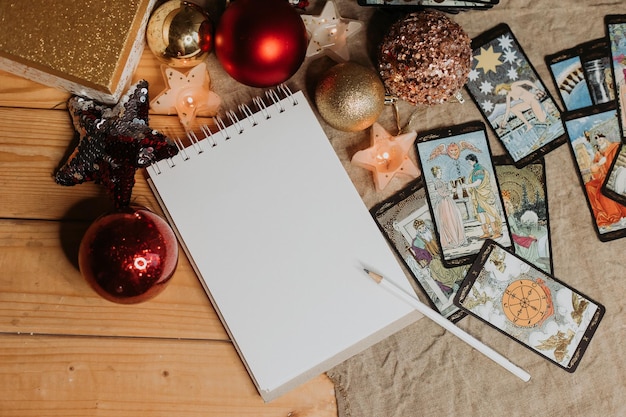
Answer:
454, 239, 605, 372
606, 14, 626, 137
414, 121, 513, 268
545, 38, 614, 112
371, 178, 469, 322
465, 24, 567, 168
562, 102, 626, 242
493, 155, 553, 274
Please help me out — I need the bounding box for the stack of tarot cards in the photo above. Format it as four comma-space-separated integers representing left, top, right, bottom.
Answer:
545, 15, 626, 242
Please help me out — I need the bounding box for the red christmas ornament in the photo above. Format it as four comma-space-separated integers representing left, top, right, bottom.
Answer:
79, 206, 178, 304
214, 0, 308, 87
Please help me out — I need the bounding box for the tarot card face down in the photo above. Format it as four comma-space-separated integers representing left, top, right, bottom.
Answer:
371, 179, 469, 322
606, 15, 626, 137
465, 24, 567, 168
455, 240, 605, 372
493, 156, 553, 274
563, 103, 626, 241
546, 38, 615, 112
415, 121, 512, 268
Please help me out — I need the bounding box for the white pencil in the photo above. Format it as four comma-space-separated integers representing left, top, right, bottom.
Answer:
364, 268, 531, 382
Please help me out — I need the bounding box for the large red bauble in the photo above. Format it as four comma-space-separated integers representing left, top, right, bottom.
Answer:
79, 206, 178, 304
214, 0, 308, 87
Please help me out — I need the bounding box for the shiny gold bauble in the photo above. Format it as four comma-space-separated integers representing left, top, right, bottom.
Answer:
315, 62, 386, 132
146, 0, 214, 68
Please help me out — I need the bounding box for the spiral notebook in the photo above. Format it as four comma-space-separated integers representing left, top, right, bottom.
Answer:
147, 88, 421, 402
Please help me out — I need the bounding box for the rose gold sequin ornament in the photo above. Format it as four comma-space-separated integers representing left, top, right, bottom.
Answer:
378, 10, 472, 105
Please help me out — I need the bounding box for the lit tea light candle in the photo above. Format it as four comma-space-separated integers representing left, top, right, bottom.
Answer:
373, 141, 403, 172
181, 92, 197, 109
351, 122, 420, 191
150, 62, 221, 131
177, 86, 208, 112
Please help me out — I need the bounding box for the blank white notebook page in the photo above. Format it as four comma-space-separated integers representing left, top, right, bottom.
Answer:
147, 90, 421, 401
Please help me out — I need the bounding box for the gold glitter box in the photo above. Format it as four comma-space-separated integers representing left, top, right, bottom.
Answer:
0, 0, 156, 104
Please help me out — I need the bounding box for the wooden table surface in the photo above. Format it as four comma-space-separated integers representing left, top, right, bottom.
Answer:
0, 50, 337, 416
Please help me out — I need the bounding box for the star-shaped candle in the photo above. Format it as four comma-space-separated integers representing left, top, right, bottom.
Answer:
55, 80, 179, 208
351, 122, 420, 191
301, 0, 363, 62
150, 62, 221, 131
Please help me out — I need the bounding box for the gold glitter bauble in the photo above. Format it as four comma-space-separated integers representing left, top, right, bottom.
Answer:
315, 62, 386, 132
146, 0, 214, 68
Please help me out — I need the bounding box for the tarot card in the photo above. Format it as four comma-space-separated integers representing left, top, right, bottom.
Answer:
356, 0, 496, 10
580, 39, 616, 107
355, 0, 495, 14
414, 121, 512, 268
493, 155, 553, 274
545, 43, 593, 111
454, 240, 605, 372
371, 179, 469, 322
562, 102, 626, 241
546, 38, 614, 112
465, 24, 567, 168
601, 142, 626, 206
606, 15, 626, 137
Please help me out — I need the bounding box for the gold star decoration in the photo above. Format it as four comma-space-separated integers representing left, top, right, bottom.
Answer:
150, 62, 221, 131
474, 45, 503, 74
351, 122, 420, 191
301, 0, 363, 62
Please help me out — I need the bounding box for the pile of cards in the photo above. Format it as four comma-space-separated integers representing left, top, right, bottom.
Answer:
372, 119, 605, 372
546, 15, 626, 241
370, 17, 626, 372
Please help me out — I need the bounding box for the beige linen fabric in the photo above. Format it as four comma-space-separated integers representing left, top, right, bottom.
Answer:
200, 0, 626, 415
323, 1, 626, 416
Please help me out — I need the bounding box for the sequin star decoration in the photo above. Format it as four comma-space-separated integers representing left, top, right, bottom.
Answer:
150, 62, 221, 131
351, 122, 420, 191
55, 80, 179, 208
301, 0, 363, 62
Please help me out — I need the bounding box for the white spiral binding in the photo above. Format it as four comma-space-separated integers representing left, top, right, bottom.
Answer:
238, 103, 258, 127
278, 84, 297, 106
150, 84, 297, 175
265, 89, 285, 113
199, 124, 217, 147
226, 110, 243, 134
186, 129, 205, 155
214, 116, 229, 141
174, 136, 190, 161
253, 96, 271, 120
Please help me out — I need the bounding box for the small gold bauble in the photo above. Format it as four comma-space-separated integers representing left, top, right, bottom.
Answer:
315, 62, 386, 132
146, 0, 214, 68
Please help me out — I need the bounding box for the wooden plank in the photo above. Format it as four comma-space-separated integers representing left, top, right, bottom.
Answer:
0, 218, 227, 340
0, 70, 70, 110
0, 334, 337, 417
0, 106, 203, 220
0, 106, 107, 220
